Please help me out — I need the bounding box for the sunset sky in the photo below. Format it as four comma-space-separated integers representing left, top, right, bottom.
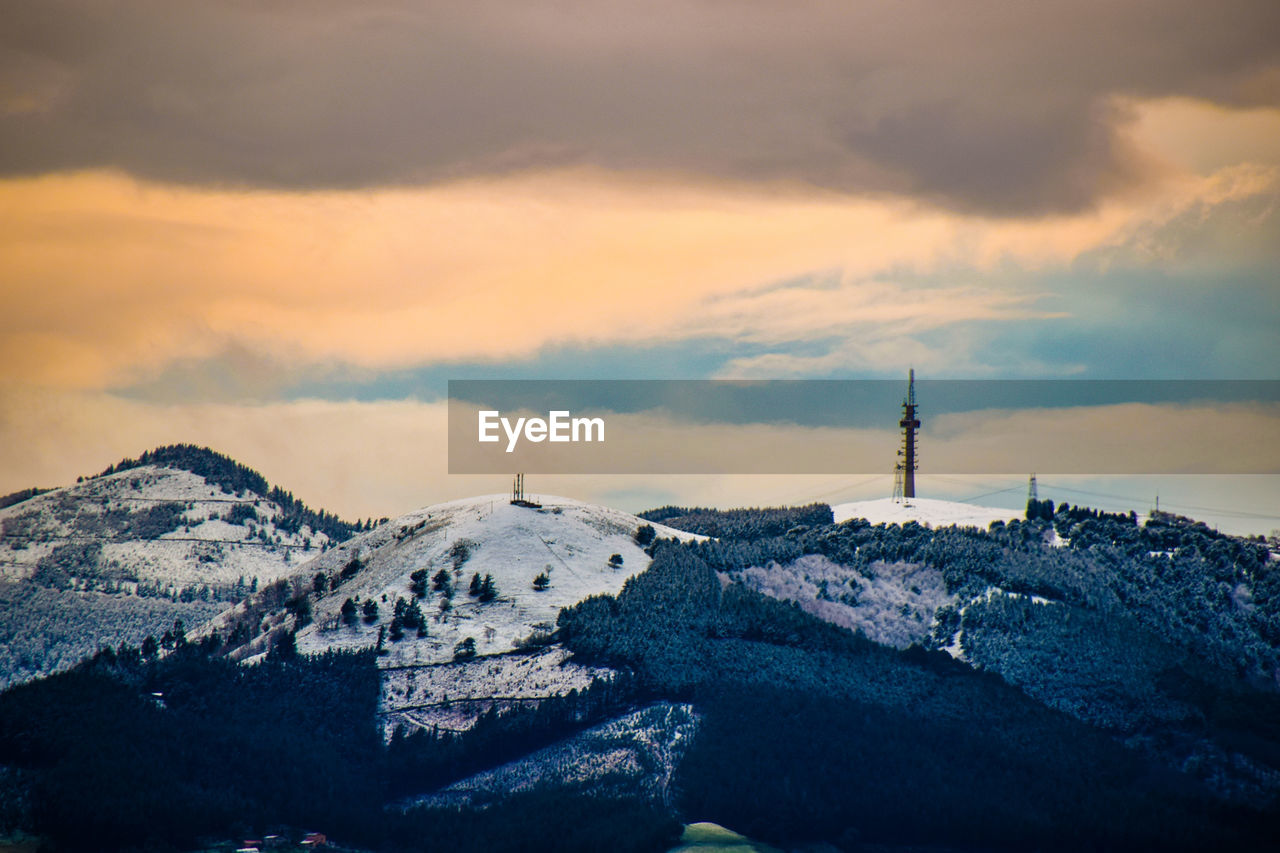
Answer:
2, 1, 1278, 533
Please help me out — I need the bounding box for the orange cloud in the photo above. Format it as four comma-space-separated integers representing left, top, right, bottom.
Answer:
0, 149, 1275, 390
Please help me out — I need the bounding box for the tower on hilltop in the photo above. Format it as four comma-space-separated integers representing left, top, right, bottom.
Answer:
893, 369, 920, 501
510, 473, 541, 508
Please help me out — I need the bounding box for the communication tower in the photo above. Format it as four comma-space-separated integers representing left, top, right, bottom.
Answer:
893, 370, 920, 501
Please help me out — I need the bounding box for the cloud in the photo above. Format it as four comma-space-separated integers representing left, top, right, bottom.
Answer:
2, 1, 1278, 214
684, 277, 1063, 350
1131, 98, 1280, 173
2, 163, 1274, 393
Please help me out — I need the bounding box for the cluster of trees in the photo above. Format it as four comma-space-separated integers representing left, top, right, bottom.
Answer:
222, 502, 259, 526
1027, 498, 1141, 524
556, 536, 1280, 851
0, 642, 384, 851
649, 501, 1280, 813
389, 596, 427, 640
9, 501, 188, 564
468, 573, 498, 602
0, 486, 49, 511
681, 504, 1279, 689
640, 502, 833, 539
384, 672, 638, 796
0, 633, 676, 852
0, 580, 225, 689
1026, 496, 1058, 520
30, 542, 104, 589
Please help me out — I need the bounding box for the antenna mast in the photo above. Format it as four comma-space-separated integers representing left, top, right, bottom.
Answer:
895, 369, 920, 500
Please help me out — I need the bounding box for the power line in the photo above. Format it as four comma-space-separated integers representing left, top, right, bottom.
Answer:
958, 485, 1026, 503
1036, 481, 1280, 523
808, 474, 891, 502
928, 474, 1026, 495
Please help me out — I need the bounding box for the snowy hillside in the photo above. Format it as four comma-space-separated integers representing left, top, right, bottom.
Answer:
285, 495, 695, 663
729, 554, 953, 649
208, 494, 698, 732
0, 465, 332, 592
0, 457, 347, 686
380, 645, 615, 736
404, 702, 697, 810
833, 496, 1023, 529
729, 498, 1023, 650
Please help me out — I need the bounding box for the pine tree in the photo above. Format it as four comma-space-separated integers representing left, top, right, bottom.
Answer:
453, 637, 477, 660
479, 574, 497, 602
432, 568, 451, 593
272, 630, 297, 661
469, 572, 482, 597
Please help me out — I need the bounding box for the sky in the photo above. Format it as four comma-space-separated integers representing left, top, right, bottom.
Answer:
2, 1, 1278, 534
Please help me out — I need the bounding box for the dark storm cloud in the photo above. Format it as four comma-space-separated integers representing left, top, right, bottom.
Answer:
2, 0, 1278, 214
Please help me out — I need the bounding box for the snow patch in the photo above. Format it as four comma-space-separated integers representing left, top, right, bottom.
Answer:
380, 646, 615, 735
833, 497, 1023, 529
729, 553, 954, 649
403, 702, 698, 810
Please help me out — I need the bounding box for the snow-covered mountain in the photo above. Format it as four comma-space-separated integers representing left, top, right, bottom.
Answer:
0, 448, 355, 686
0, 465, 332, 592
7, 479, 1279, 851
208, 494, 698, 733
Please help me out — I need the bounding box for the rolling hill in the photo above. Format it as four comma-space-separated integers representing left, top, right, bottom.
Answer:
0, 445, 360, 687
205, 494, 698, 734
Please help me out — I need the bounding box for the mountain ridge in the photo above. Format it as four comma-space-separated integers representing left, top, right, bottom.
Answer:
0, 445, 365, 687
3, 450, 1279, 851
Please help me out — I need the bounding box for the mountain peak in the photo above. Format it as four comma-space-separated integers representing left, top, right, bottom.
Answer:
214, 494, 699, 670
